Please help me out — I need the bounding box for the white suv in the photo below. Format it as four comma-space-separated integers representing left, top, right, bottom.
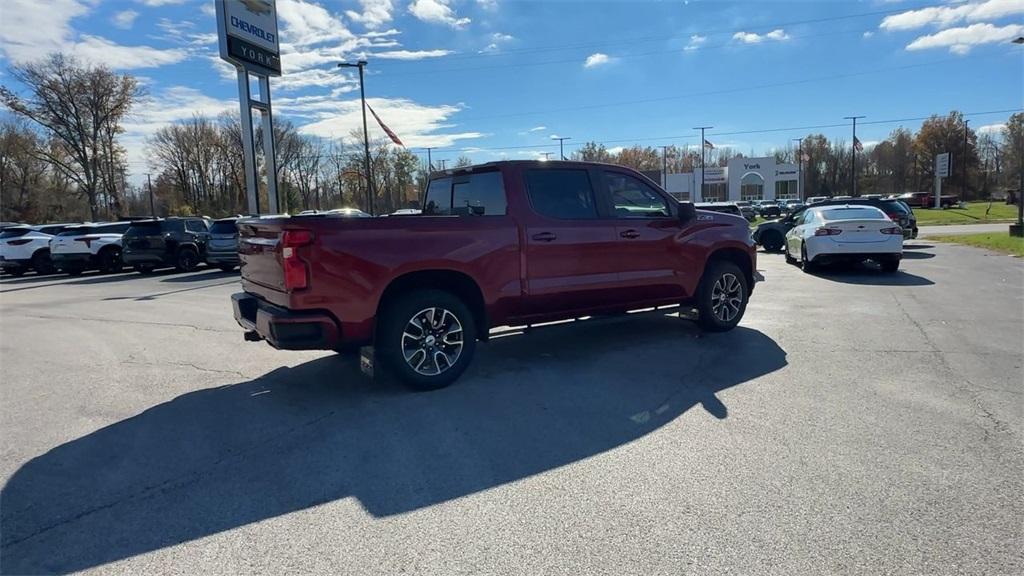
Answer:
49, 222, 131, 275
0, 225, 73, 276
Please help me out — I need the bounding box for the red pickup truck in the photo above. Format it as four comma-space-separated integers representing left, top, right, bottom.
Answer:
232, 161, 758, 390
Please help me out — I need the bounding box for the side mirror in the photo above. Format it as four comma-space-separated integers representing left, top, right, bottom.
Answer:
679, 202, 696, 224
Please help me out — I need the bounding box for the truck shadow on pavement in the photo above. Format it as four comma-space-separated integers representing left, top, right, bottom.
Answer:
0, 316, 786, 574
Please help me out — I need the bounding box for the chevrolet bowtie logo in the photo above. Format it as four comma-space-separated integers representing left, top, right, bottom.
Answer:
240, 0, 273, 16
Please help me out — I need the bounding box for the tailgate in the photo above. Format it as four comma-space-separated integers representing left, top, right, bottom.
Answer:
238, 220, 285, 292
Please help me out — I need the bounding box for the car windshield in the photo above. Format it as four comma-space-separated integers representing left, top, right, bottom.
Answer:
820, 207, 886, 220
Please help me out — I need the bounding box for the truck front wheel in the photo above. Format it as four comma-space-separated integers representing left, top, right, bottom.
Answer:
696, 261, 749, 332
378, 289, 477, 391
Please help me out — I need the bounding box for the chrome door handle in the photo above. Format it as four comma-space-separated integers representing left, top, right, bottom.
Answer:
620, 229, 640, 239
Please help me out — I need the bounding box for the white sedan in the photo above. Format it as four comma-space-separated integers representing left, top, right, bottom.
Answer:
785, 205, 903, 272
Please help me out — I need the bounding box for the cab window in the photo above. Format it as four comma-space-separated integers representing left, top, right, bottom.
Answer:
604, 172, 671, 218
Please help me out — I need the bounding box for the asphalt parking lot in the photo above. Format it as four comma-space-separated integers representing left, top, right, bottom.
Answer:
1, 242, 1022, 575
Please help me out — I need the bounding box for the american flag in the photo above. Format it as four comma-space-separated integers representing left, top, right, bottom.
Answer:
366, 103, 404, 147
703, 139, 715, 149
853, 137, 863, 152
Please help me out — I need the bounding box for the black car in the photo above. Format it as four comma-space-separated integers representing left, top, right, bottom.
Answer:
752, 198, 918, 251
759, 203, 782, 219
205, 217, 240, 271
122, 217, 211, 273
695, 202, 744, 218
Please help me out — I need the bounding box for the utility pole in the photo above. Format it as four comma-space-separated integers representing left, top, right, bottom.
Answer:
660, 145, 670, 188
552, 136, 571, 160
694, 126, 713, 201
146, 173, 156, 219
844, 116, 865, 196
962, 119, 969, 201
338, 60, 374, 215
793, 138, 804, 200
425, 147, 434, 172
438, 159, 449, 170
540, 153, 552, 161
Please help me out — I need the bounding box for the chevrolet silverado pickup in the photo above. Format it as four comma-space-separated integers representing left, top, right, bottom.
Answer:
233, 161, 758, 390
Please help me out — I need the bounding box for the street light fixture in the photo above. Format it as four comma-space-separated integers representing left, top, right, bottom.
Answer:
793, 138, 804, 201
338, 60, 374, 215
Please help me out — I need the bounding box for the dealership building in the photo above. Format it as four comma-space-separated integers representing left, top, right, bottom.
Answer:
661, 156, 800, 202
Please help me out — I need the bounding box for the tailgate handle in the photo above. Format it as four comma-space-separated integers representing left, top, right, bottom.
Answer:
531, 232, 557, 242
620, 229, 640, 239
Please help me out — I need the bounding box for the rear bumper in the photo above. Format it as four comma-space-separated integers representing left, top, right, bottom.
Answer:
51, 252, 94, 269
205, 250, 240, 265
232, 292, 340, 350
0, 257, 30, 270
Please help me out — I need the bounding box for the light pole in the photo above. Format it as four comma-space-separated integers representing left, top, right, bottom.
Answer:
962, 119, 969, 202
844, 115, 865, 196
338, 60, 374, 215
793, 138, 803, 201
694, 126, 713, 201
552, 136, 571, 160
1012, 37, 1024, 236
661, 145, 670, 188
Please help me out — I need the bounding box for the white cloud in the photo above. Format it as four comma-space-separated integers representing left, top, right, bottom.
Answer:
683, 34, 706, 51
73, 35, 189, 69
200, 3, 216, 17
370, 49, 452, 60
0, 0, 88, 63
583, 52, 611, 68
977, 123, 1006, 134
906, 22, 1024, 54
491, 32, 514, 42
274, 67, 360, 91
408, 0, 471, 29
607, 146, 625, 155
477, 0, 499, 10
733, 29, 790, 44
113, 10, 139, 30
528, 126, 546, 132
479, 43, 499, 53
863, 31, 874, 38
295, 97, 484, 148
346, 0, 395, 30
880, 0, 1024, 31
278, 0, 356, 46
137, 0, 188, 5
363, 28, 401, 38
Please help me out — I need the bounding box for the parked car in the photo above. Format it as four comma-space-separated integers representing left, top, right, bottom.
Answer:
696, 202, 744, 218
49, 222, 132, 275
732, 201, 757, 221
784, 205, 903, 272
205, 217, 240, 271
759, 202, 782, 219
328, 208, 372, 217
389, 208, 422, 216
0, 226, 59, 276
861, 194, 883, 200
896, 191, 958, 208
806, 196, 828, 204
753, 197, 917, 251
783, 200, 805, 214
232, 160, 758, 390
122, 217, 211, 273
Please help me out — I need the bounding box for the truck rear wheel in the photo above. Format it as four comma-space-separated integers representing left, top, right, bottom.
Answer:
378, 289, 477, 391
696, 261, 749, 332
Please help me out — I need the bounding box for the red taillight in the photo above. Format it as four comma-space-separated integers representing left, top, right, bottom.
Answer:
6, 239, 32, 246
880, 227, 903, 235
814, 227, 842, 236
886, 213, 901, 221
281, 229, 313, 292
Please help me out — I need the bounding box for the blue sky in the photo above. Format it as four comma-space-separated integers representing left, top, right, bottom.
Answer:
1, 0, 1021, 175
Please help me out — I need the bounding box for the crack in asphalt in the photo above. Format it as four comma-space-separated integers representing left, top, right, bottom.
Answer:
888, 291, 1016, 442
5, 313, 234, 334
121, 359, 246, 378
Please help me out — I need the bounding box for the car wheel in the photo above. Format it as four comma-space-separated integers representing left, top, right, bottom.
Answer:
880, 257, 900, 273
378, 289, 477, 391
134, 264, 155, 274
217, 264, 236, 272
761, 231, 784, 252
98, 247, 123, 273
801, 244, 817, 273
696, 261, 748, 332
31, 250, 55, 275
175, 248, 200, 272
784, 242, 796, 264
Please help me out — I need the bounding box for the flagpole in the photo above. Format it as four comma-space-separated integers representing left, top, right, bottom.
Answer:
844, 115, 865, 197
694, 126, 713, 201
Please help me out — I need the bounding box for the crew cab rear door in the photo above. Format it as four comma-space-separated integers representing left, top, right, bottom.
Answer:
597, 169, 693, 302
519, 166, 624, 316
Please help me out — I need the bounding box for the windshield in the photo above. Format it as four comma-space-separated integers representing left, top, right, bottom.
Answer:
821, 207, 886, 220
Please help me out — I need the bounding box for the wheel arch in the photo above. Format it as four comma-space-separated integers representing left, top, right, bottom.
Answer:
702, 247, 754, 290
377, 269, 488, 341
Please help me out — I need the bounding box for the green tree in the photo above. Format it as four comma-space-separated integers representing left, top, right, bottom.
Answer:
914, 111, 979, 198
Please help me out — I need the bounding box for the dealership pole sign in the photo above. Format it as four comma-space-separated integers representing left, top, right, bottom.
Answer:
216, 0, 281, 215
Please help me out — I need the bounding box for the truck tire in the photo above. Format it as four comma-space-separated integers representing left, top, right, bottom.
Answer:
175, 247, 200, 272
696, 261, 748, 332
378, 289, 477, 391
760, 231, 784, 252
